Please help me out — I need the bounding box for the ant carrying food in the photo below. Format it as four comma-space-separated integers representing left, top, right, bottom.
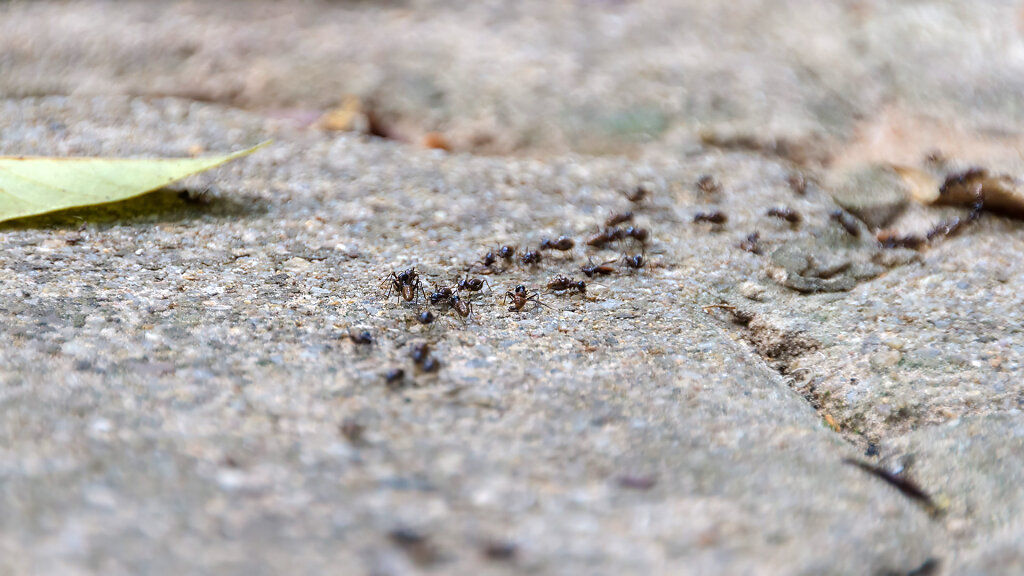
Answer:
539, 236, 575, 251
606, 211, 634, 226
581, 257, 617, 277
381, 267, 426, 304
546, 275, 587, 295
503, 285, 550, 312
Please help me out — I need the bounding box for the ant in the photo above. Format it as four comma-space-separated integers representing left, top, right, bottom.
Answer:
697, 175, 721, 194
622, 251, 646, 270
877, 231, 926, 250
766, 206, 802, 225
504, 285, 550, 312
586, 227, 625, 247
739, 231, 763, 255
348, 330, 373, 345
521, 250, 542, 265
623, 226, 649, 243
381, 267, 426, 303
787, 173, 807, 195
539, 236, 575, 251
470, 245, 516, 274
384, 368, 405, 388
624, 187, 647, 203
694, 211, 727, 224
926, 201, 983, 242
410, 342, 431, 364
429, 284, 473, 323
830, 210, 861, 237
581, 257, 617, 277
448, 293, 473, 322
457, 276, 491, 294
429, 285, 455, 307
421, 356, 441, 373
606, 211, 634, 226
546, 275, 587, 295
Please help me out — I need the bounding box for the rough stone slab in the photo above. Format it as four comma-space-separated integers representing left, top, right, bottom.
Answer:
5, 0, 1024, 158
0, 97, 940, 575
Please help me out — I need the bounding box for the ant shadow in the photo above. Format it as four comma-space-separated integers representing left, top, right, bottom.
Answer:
0, 187, 268, 231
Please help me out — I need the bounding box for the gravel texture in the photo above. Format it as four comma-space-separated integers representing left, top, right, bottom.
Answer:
3, 1, 1024, 574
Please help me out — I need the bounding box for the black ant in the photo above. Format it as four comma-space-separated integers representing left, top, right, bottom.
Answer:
471, 249, 498, 273
766, 206, 802, 225
606, 211, 634, 226
586, 227, 625, 247
739, 232, 763, 255
697, 175, 721, 194
581, 257, 617, 277
384, 368, 405, 388
348, 330, 373, 345
521, 250, 542, 265
694, 211, 727, 224
830, 210, 861, 237
421, 356, 440, 373
622, 252, 645, 270
623, 226, 649, 243
429, 285, 455, 307
457, 276, 491, 294
504, 285, 550, 312
470, 246, 516, 274
539, 236, 575, 251
546, 275, 587, 295
381, 267, 426, 303
410, 342, 431, 364
429, 284, 473, 323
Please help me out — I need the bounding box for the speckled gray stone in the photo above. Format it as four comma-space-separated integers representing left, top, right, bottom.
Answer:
4, 1, 1024, 574
0, 97, 940, 576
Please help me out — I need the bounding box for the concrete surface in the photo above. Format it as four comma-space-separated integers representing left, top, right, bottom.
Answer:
2, 1, 1024, 575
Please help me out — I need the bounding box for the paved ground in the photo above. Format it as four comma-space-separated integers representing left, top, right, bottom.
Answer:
1, 1, 1023, 575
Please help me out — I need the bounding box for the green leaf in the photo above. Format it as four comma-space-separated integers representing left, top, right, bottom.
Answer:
0, 142, 269, 223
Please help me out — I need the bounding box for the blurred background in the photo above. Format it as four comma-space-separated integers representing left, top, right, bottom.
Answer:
3, 0, 1024, 168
